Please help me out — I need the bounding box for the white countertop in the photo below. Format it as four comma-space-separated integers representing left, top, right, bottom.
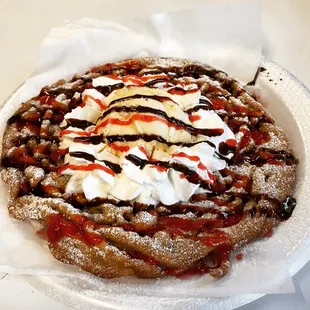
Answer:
0, 0, 310, 309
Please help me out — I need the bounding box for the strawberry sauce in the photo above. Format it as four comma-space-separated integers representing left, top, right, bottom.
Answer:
81, 94, 107, 110
58, 163, 115, 176
46, 214, 105, 246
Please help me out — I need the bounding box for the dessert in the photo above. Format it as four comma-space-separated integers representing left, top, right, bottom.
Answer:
1, 57, 297, 279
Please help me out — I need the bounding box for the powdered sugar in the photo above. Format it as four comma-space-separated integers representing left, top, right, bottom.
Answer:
24, 166, 45, 180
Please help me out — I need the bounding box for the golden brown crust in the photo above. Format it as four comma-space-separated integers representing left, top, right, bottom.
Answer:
50, 237, 164, 279
1, 57, 297, 279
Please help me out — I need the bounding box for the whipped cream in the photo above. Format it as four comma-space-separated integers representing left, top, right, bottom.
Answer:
58, 73, 236, 206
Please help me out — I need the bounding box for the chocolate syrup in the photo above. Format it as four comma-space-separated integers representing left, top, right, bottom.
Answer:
218, 142, 236, 156
95, 83, 124, 96
185, 102, 213, 114
99, 105, 175, 123
278, 196, 297, 220
125, 154, 211, 190
107, 134, 217, 149
98, 104, 222, 136
214, 151, 231, 164
164, 195, 244, 218
74, 135, 103, 145
144, 79, 170, 87
179, 65, 225, 80
69, 151, 121, 174
247, 67, 267, 86
66, 118, 95, 129
141, 69, 164, 76
109, 94, 177, 106
234, 149, 297, 166
69, 151, 96, 162
8, 113, 21, 124
248, 206, 257, 218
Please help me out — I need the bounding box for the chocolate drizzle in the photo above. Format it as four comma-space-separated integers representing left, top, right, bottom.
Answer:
70, 151, 121, 174
95, 83, 124, 96
141, 70, 165, 75
99, 105, 178, 123
125, 154, 212, 190
144, 79, 170, 87
277, 196, 297, 220
109, 94, 177, 106
218, 142, 236, 156
214, 151, 231, 164
247, 67, 267, 86
74, 134, 216, 149
186, 104, 213, 114
74, 135, 103, 145
69, 151, 96, 162
66, 118, 95, 129
97, 104, 223, 136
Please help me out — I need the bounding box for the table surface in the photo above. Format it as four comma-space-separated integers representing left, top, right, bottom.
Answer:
0, 0, 310, 309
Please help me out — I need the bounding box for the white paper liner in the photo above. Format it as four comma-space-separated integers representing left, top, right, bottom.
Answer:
19, 0, 262, 104
0, 2, 298, 298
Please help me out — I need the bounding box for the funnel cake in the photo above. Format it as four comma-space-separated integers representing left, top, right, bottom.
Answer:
1, 57, 297, 279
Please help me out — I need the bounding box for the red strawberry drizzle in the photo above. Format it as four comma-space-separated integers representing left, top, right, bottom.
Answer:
150, 165, 168, 172
50, 148, 69, 162
21, 111, 41, 122
59, 129, 91, 137
109, 143, 130, 152
225, 139, 237, 147
17, 122, 40, 135
189, 115, 201, 122
12, 147, 37, 165
209, 97, 226, 110
235, 253, 244, 260
168, 87, 199, 95
251, 131, 270, 145
33, 144, 48, 156
46, 214, 105, 246
39, 95, 68, 112
127, 251, 159, 266
81, 94, 107, 110
138, 146, 148, 156
58, 163, 115, 176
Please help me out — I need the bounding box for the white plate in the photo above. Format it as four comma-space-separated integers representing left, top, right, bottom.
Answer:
11, 57, 308, 309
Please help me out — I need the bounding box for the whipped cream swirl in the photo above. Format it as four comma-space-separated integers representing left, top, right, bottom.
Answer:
58, 72, 236, 206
